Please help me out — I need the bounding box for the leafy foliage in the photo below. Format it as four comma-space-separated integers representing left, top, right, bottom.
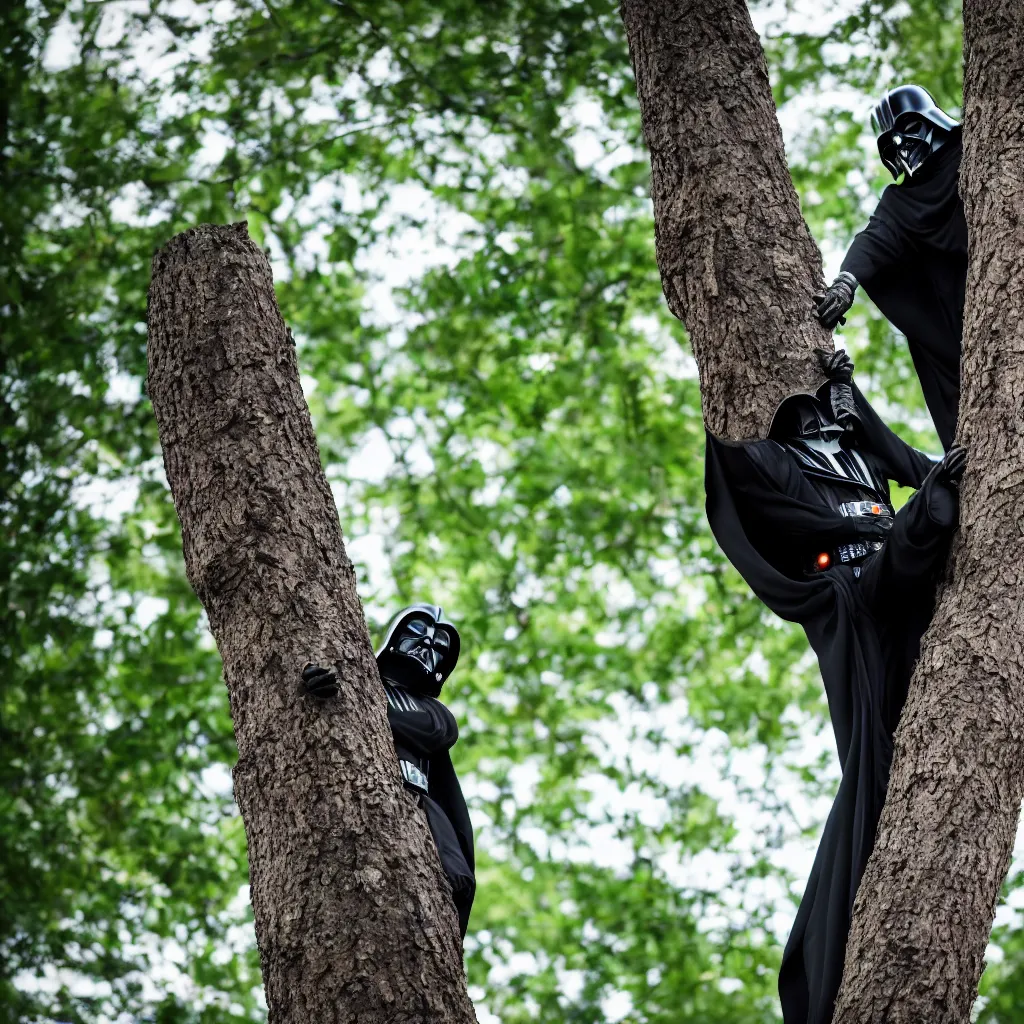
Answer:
3, 0, 1018, 1022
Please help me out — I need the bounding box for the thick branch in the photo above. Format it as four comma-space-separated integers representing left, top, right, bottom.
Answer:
833, 6, 1024, 1022
147, 222, 477, 1024
619, 0, 831, 439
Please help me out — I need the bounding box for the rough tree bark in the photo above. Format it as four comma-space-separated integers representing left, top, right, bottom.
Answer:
147, 222, 477, 1024
619, 0, 831, 440
621, 0, 1024, 1021
833, 4, 1024, 1021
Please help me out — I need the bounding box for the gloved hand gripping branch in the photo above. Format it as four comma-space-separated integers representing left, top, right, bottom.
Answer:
920, 444, 967, 526
303, 662, 339, 698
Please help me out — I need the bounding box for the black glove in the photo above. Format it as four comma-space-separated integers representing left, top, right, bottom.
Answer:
814, 272, 858, 329
831, 386, 861, 433
302, 662, 339, 698
847, 516, 892, 541
817, 348, 854, 383
922, 445, 966, 527
933, 444, 967, 484
816, 349, 861, 433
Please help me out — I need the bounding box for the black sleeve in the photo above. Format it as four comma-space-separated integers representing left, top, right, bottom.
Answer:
705, 433, 838, 625
840, 195, 910, 285
428, 750, 475, 874
849, 383, 935, 490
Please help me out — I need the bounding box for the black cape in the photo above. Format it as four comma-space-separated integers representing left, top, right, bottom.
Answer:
705, 385, 955, 1024
841, 130, 966, 451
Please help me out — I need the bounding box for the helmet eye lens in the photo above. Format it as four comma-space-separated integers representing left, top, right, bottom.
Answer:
894, 118, 926, 141
396, 616, 431, 651
402, 616, 429, 634
774, 397, 837, 441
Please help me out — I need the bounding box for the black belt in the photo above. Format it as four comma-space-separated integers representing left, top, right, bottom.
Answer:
838, 500, 892, 519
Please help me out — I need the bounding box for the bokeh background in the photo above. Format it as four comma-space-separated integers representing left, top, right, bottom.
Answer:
4, 0, 1020, 1021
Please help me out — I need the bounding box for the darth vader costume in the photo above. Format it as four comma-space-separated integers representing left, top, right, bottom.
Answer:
303, 604, 475, 936
815, 85, 966, 451
704, 352, 965, 1024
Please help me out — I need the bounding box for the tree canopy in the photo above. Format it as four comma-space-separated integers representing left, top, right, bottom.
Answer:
4, 0, 1020, 1020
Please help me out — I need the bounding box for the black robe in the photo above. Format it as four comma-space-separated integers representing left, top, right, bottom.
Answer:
841, 130, 966, 451
385, 680, 476, 936
705, 385, 956, 1024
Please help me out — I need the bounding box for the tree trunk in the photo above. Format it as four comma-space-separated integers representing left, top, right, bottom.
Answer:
146, 222, 477, 1024
832, 4, 1024, 1021
619, 0, 832, 441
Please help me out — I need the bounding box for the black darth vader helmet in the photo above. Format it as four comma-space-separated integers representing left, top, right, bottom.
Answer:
375, 603, 461, 698
872, 84, 959, 180
768, 390, 844, 444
